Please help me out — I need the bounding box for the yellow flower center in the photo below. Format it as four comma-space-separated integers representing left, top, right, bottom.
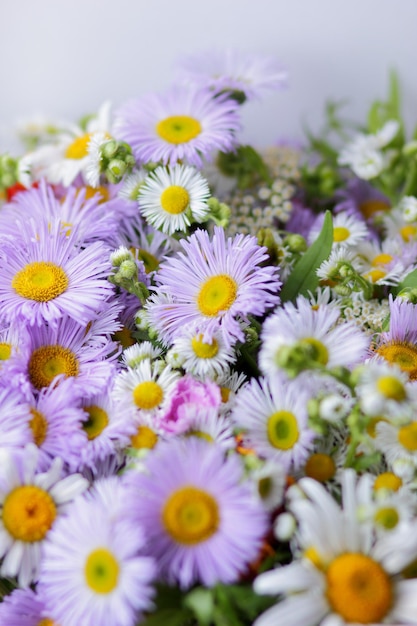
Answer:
374, 506, 399, 530
220, 387, 230, 403
267, 410, 299, 450
304, 546, 326, 572
84, 548, 119, 594
304, 453, 336, 482
29, 408, 48, 446
130, 425, 158, 449
162, 486, 219, 545
65, 133, 93, 159
191, 334, 219, 359
138, 249, 160, 274
197, 274, 238, 317
376, 375, 406, 401
364, 268, 387, 283
299, 337, 329, 365
82, 405, 109, 440
360, 199, 390, 219
376, 341, 417, 380
133, 380, 163, 410
400, 225, 417, 242
37, 619, 56, 626
12, 261, 69, 302
28, 345, 79, 390
113, 325, 136, 348
371, 253, 393, 267
398, 422, 417, 451
83, 185, 110, 203
2, 485, 56, 542
333, 226, 350, 242
160, 185, 190, 215
156, 115, 202, 145
366, 416, 387, 439
374, 472, 402, 492
0, 342, 11, 361
326, 553, 393, 624
186, 430, 214, 443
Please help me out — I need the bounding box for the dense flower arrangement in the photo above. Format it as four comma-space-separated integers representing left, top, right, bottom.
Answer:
2, 49, 417, 625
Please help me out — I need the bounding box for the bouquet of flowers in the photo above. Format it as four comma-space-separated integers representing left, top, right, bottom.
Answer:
2, 49, 417, 626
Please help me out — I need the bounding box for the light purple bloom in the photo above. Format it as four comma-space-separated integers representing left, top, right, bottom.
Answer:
0, 587, 51, 625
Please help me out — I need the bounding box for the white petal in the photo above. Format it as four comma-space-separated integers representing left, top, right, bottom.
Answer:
254, 562, 319, 595
254, 592, 328, 626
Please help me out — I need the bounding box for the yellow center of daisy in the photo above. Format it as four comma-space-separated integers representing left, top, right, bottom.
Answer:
0, 342, 11, 361
197, 274, 238, 317
402, 558, 417, 579
398, 422, 417, 451
371, 253, 393, 266
29, 408, 48, 446
37, 619, 56, 626
364, 268, 387, 283
299, 337, 329, 365
220, 387, 230, 403
133, 380, 163, 410
65, 133, 93, 159
366, 416, 387, 439
83, 185, 110, 203
376, 342, 417, 380
130, 425, 158, 449
28, 345, 79, 390
304, 547, 326, 572
326, 553, 393, 624
258, 476, 273, 499
304, 453, 336, 482
400, 225, 417, 242
84, 548, 119, 594
162, 486, 219, 545
374, 507, 399, 530
113, 325, 136, 348
156, 115, 202, 144
82, 405, 109, 440
374, 472, 402, 492
191, 334, 219, 359
186, 430, 214, 443
160, 185, 190, 215
360, 199, 390, 219
138, 248, 160, 274
2, 485, 56, 542
267, 410, 299, 450
376, 375, 406, 401
333, 226, 350, 242
12, 261, 68, 302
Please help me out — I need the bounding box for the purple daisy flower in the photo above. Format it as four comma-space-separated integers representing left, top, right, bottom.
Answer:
124, 438, 268, 589
334, 177, 391, 225
146, 226, 281, 347
114, 86, 241, 167
39, 495, 156, 626
0, 215, 114, 327
176, 48, 288, 101
0, 384, 32, 451
0, 587, 52, 625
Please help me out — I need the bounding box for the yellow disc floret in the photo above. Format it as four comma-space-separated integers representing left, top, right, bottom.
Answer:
29, 408, 48, 446
156, 115, 202, 144
3, 485, 56, 542
84, 548, 119, 594
162, 486, 219, 545
130, 425, 158, 449
0, 342, 11, 361
374, 507, 399, 530
12, 262, 68, 302
191, 334, 219, 359
333, 226, 350, 242
326, 553, 393, 623
65, 133, 93, 159
376, 341, 417, 380
82, 405, 109, 440
374, 472, 402, 492
299, 337, 329, 366
371, 253, 393, 267
376, 375, 406, 401
267, 410, 299, 450
28, 345, 79, 390
398, 422, 417, 451
360, 199, 390, 219
197, 274, 238, 317
305, 453, 336, 482
133, 381, 163, 410
160, 185, 190, 215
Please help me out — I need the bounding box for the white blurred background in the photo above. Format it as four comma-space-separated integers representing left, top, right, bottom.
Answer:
1, 0, 417, 153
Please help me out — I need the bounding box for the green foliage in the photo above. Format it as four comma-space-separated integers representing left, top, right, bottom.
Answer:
280, 210, 333, 302
217, 146, 272, 189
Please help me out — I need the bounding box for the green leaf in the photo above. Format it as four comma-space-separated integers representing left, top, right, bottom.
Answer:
139, 608, 194, 626
395, 267, 417, 293
280, 211, 333, 302
184, 587, 214, 625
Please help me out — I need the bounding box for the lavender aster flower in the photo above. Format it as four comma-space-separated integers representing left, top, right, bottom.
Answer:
0, 587, 52, 625
114, 86, 241, 167
124, 438, 268, 588
146, 226, 281, 347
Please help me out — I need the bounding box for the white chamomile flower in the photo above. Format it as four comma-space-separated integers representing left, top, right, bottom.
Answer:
316, 246, 360, 281
375, 418, 417, 470
0, 444, 88, 586
252, 460, 286, 512
213, 369, 247, 412
318, 393, 354, 424
355, 238, 413, 286
112, 359, 180, 418
138, 164, 210, 234
170, 325, 237, 379
122, 342, 163, 369
84, 131, 109, 187
179, 405, 235, 450
399, 195, 417, 223
382, 205, 417, 243
309, 211, 369, 249
254, 469, 417, 626
118, 168, 148, 200
356, 362, 417, 418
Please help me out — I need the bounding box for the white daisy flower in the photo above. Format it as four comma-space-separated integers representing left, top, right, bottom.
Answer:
178, 405, 235, 450
122, 342, 163, 369
118, 168, 148, 201
84, 131, 109, 187
355, 237, 414, 286
138, 164, 210, 234
254, 469, 417, 626
375, 418, 417, 470
316, 247, 360, 282
252, 460, 286, 512
356, 362, 417, 418
0, 444, 88, 586
309, 211, 369, 249
382, 205, 417, 243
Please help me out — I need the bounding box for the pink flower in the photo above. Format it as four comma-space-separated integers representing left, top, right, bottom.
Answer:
157, 375, 221, 434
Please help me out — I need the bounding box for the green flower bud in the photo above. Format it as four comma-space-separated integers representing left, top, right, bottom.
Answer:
108, 159, 127, 179
283, 233, 307, 253
102, 140, 118, 160
118, 259, 137, 280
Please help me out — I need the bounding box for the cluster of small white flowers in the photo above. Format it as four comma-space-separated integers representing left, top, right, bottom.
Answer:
342, 297, 390, 334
